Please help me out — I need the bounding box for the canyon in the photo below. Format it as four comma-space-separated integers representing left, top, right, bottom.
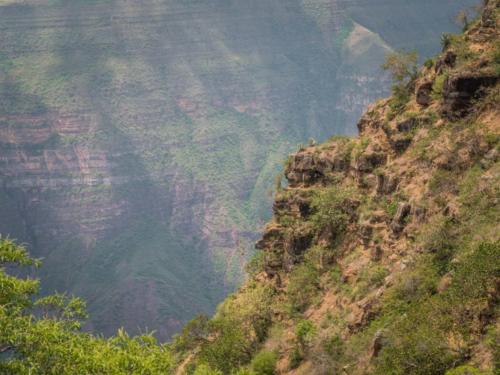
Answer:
0, 0, 477, 339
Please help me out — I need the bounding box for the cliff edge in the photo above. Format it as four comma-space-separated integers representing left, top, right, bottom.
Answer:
174, 2, 500, 374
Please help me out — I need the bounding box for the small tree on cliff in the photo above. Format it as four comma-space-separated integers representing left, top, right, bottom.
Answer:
382, 50, 418, 114
382, 50, 418, 87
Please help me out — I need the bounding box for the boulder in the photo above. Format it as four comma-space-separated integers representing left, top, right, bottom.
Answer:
273, 193, 311, 219
370, 245, 383, 262
415, 80, 434, 106
285, 149, 349, 186
442, 73, 498, 118
435, 50, 457, 74
283, 231, 314, 271
255, 224, 284, 250
390, 203, 412, 235
376, 173, 399, 195
359, 223, 373, 246
389, 136, 413, 153
357, 110, 383, 134
396, 117, 418, 133
370, 330, 386, 358
354, 151, 387, 173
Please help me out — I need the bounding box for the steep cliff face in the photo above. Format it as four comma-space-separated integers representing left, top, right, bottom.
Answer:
175, 2, 499, 373
0, 0, 478, 338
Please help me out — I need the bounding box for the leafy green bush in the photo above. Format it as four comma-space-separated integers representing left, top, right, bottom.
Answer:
0, 238, 174, 375
383, 50, 418, 116
288, 346, 303, 370
197, 318, 252, 374
424, 58, 435, 69
197, 283, 274, 373
441, 33, 454, 51
245, 250, 266, 276
296, 320, 317, 348
382, 51, 419, 85
388, 85, 412, 117
383, 256, 439, 311
375, 241, 499, 375
445, 365, 493, 375
172, 314, 210, 352
321, 334, 344, 360
310, 186, 354, 238
384, 199, 399, 217
374, 321, 457, 375
304, 245, 335, 272
432, 74, 447, 100
286, 263, 320, 312
193, 364, 223, 375
233, 369, 256, 375
421, 217, 457, 274
250, 350, 278, 375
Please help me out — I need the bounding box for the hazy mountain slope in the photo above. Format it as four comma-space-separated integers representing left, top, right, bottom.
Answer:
0, 0, 477, 338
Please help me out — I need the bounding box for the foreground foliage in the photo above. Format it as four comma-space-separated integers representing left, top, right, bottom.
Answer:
0, 238, 174, 374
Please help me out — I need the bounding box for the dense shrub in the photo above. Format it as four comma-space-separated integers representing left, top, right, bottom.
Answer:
0, 238, 174, 375
446, 365, 493, 375
382, 50, 418, 116
286, 263, 320, 312
196, 283, 274, 373
295, 320, 317, 349
310, 186, 354, 238
250, 350, 278, 375
245, 250, 266, 276
197, 318, 253, 374
172, 314, 210, 352
374, 241, 500, 375
288, 346, 303, 370
432, 74, 447, 100
193, 364, 223, 375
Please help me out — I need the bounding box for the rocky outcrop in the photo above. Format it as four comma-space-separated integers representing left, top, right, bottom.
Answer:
415, 80, 434, 106
273, 193, 312, 219
442, 73, 498, 118
256, 223, 314, 275
435, 51, 457, 74
375, 173, 399, 195
285, 147, 350, 187
283, 230, 314, 271
390, 202, 412, 235
354, 148, 387, 173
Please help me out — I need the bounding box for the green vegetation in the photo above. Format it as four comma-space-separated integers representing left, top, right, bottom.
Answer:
382, 51, 419, 117
0, 0, 478, 342
432, 73, 448, 99
374, 241, 499, 375
0, 237, 174, 374
295, 320, 317, 348
288, 320, 317, 369
174, 282, 275, 374
446, 366, 493, 375
286, 263, 320, 313
310, 186, 355, 238
250, 350, 278, 375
